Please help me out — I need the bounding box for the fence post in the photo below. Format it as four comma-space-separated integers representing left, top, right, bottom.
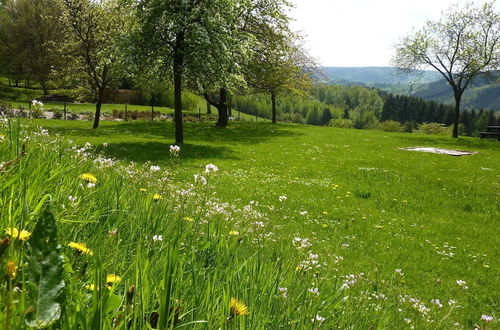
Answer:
199, 107, 201, 121
255, 113, 258, 122
125, 104, 128, 121
64, 103, 67, 120
151, 103, 154, 122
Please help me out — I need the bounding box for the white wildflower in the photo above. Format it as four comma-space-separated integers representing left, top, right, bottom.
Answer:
312, 314, 325, 323
169, 145, 180, 157
150, 165, 161, 172
194, 174, 207, 185
481, 315, 493, 322
205, 164, 218, 174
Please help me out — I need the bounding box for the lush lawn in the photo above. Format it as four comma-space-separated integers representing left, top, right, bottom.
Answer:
0, 119, 498, 328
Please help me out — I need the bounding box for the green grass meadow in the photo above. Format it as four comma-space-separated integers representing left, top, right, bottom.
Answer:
0, 119, 498, 329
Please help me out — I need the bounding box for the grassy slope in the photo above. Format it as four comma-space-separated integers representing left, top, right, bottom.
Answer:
1, 120, 498, 328
42, 120, 500, 288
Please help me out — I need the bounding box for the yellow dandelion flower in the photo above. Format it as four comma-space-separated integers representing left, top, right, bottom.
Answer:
483, 264, 490, 268
230, 298, 249, 316
153, 193, 162, 202
68, 242, 93, 255
374, 225, 384, 229
139, 188, 147, 193
85, 284, 96, 291
80, 173, 97, 183
106, 274, 122, 284
84, 284, 112, 291
322, 224, 328, 228
183, 216, 194, 222
5, 261, 17, 280
322, 211, 328, 215
4, 228, 31, 240
229, 231, 239, 236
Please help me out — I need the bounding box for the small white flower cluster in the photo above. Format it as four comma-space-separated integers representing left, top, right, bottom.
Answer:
152, 235, 163, 242
33, 128, 49, 137
481, 314, 494, 322
278, 195, 287, 202
456, 280, 468, 289
169, 145, 180, 157
73, 142, 93, 159
32, 100, 44, 107
68, 195, 78, 207
31, 99, 44, 109
0, 134, 5, 142
311, 314, 325, 323
297, 251, 322, 272
278, 287, 288, 299
150, 165, 161, 172
430, 299, 443, 308
94, 157, 115, 168
399, 295, 431, 319
308, 287, 319, 296
194, 174, 207, 185
205, 163, 218, 174
292, 237, 312, 249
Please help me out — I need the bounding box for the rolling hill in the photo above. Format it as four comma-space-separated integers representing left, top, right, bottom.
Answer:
322, 67, 500, 111
413, 76, 500, 111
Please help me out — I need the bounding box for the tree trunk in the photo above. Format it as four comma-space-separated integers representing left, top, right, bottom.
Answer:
173, 32, 185, 144
41, 81, 48, 96
92, 87, 105, 129
216, 88, 228, 127
206, 100, 211, 114
271, 92, 277, 124
452, 90, 462, 138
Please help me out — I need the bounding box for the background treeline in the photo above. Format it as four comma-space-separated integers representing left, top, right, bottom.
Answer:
233, 94, 343, 125
234, 84, 498, 135
379, 92, 498, 135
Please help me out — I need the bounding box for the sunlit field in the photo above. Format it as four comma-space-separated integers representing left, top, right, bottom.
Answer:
1, 119, 498, 329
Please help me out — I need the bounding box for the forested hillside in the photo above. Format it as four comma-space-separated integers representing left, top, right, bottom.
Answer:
234, 84, 498, 135
322, 67, 441, 85
322, 67, 500, 112
413, 77, 500, 111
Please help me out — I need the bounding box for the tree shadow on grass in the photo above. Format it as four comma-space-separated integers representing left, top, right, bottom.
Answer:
395, 134, 500, 152
48, 120, 302, 145
101, 142, 238, 163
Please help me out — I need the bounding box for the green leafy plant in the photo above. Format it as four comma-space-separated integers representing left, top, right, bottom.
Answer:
25, 208, 66, 328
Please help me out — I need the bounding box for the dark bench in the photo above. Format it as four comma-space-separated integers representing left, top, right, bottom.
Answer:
479, 126, 500, 141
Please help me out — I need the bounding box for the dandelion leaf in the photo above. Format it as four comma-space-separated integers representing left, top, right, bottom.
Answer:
25, 209, 66, 328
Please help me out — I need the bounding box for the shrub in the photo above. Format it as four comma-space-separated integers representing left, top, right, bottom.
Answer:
417, 122, 449, 134
381, 120, 403, 132
328, 118, 354, 129
403, 120, 417, 133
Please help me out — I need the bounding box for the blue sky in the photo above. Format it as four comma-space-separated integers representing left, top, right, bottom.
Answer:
289, 0, 498, 67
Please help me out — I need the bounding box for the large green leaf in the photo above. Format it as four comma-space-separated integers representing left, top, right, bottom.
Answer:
25, 209, 66, 328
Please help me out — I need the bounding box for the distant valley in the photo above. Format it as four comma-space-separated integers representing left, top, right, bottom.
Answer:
322, 67, 500, 111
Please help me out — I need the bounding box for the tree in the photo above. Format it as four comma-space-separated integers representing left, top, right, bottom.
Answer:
393, 1, 500, 137
0, 0, 65, 94
245, 26, 316, 124
134, 0, 242, 142
62, 0, 126, 129
203, 0, 293, 128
